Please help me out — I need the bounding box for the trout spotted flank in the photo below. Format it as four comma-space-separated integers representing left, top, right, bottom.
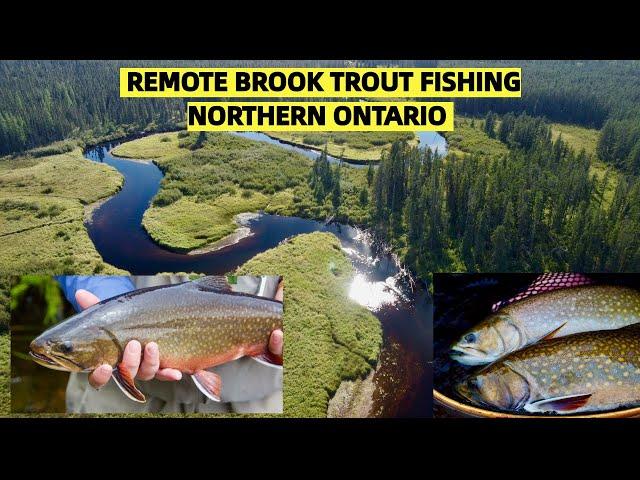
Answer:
451, 285, 640, 366
456, 324, 640, 415
29, 276, 283, 403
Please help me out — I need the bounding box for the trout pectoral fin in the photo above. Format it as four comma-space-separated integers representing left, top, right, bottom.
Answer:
541, 322, 568, 341
112, 364, 146, 403
251, 352, 283, 369
524, 393, 592, 414
192, 370, 221, 402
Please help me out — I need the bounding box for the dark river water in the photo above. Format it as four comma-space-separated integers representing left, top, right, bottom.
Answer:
80, 131, 445, 417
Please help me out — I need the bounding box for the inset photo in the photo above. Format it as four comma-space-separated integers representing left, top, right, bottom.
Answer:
434, 273, 640, 418
11, 274, 283, 414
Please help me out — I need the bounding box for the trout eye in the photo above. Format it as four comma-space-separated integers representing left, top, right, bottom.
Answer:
60, 341, 73, 354
464, 333, 477, 343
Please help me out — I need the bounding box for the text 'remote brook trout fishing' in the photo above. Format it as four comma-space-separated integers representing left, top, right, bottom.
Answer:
450, 285, 640, 366
29, 277, 283, 403
456, 324, 640, 415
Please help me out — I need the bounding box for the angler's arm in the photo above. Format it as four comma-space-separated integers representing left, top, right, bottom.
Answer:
55, 275, 135, 312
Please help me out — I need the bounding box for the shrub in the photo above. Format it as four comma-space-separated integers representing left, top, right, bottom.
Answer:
349, 140, 371, 150
29, 140, 76, 158
152, 188, 183, 207
302, 134, 326, 146
332, 134, 348, 145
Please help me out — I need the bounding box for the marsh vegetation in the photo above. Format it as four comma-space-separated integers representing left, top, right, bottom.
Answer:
0, 148, 126, 276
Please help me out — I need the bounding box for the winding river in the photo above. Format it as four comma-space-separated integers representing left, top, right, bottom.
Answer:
83, 131, 445, 417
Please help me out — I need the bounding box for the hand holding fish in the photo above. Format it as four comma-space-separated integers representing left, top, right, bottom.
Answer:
75, 289, 185, 388
30, 276, 284, 403
74, 286, 284, 391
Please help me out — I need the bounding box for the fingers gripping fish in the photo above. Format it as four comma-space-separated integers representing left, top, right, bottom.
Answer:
29, 276, 283, 403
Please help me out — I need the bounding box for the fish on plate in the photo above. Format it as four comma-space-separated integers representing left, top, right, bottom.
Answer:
456, 323, 640, 415
450, 285, 640, 366
29, 276, 283, 403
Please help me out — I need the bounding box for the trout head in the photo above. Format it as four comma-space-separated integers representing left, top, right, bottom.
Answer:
450, 313, 524, 366
29, 308, 121, 372
456, 365, 531, 412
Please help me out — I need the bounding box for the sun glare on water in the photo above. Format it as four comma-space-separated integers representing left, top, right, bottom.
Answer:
348, 274, 400, 311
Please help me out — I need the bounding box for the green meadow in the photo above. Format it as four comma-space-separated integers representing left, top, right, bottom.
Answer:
550, 122, 599, 155
0, 147, 128, 415
142, 192, 270, 251
237, 232, 382, 417
111, 132, 183, 159
0, 148, 126, 276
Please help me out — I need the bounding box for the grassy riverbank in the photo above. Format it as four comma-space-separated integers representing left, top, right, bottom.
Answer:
143, 192, 270, 251
443, 116, 508, 158
264, 131, 417, 162
237, 232, 382, 417
0, 148, 127, 276
111, 131, 183, 159
112, 132, 371, 252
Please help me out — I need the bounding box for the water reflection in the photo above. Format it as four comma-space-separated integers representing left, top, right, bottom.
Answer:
348, 274, 398, 311
232, 130, 448, 169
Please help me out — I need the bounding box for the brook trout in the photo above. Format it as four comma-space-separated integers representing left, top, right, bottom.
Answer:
29, 276, 283, 403
456, 324, 640, 415
451, 285, 640, 366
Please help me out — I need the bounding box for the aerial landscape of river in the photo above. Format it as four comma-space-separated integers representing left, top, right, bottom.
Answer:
26, 131, 446, 416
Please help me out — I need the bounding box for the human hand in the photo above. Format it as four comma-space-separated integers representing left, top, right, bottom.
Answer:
268, 279, 284, 360
268, 330, 283, 359
75, 289, 183, 389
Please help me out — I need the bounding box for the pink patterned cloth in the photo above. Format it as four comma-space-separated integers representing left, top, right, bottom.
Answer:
492, 273, 594, 312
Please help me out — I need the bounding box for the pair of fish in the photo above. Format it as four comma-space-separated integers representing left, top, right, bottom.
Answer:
29, 276, 283, 403
450, 276, 640, 415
